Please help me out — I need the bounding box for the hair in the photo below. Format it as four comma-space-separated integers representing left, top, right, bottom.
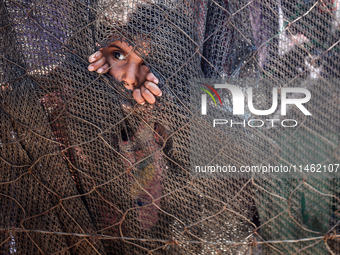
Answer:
95, 3, 162, 55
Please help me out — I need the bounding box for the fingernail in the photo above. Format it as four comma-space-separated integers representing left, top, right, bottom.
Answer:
90, 53, 96, 60
140, 101, 145, 105
154, 78, 159, 83
97, 68, 103, 73
88, 65, 94, 71
157, 91, 162, 97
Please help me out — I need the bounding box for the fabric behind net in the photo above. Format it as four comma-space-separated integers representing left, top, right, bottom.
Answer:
1, 0, 339, 254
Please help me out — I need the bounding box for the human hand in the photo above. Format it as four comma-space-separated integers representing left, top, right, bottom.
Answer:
88, 50, 109, 74
132, 72, 161, 105
88, 50, 162, 105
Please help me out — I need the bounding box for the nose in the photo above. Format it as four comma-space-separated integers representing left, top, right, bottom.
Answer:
122, 64, 139, 90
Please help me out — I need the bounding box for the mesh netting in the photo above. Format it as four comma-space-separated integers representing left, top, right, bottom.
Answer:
1, 0, 340, 254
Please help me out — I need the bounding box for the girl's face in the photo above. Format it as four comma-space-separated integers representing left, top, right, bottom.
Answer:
102, 40, 150, 91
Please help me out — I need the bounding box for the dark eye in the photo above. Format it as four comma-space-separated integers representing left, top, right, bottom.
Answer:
113, 51, 125, 60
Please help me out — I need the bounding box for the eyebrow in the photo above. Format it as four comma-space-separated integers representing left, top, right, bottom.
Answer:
108, 38, 134, 47
107, 43, 133, 55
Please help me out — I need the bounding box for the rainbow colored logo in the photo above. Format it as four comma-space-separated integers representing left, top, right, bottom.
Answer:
199, 83, 222, 106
